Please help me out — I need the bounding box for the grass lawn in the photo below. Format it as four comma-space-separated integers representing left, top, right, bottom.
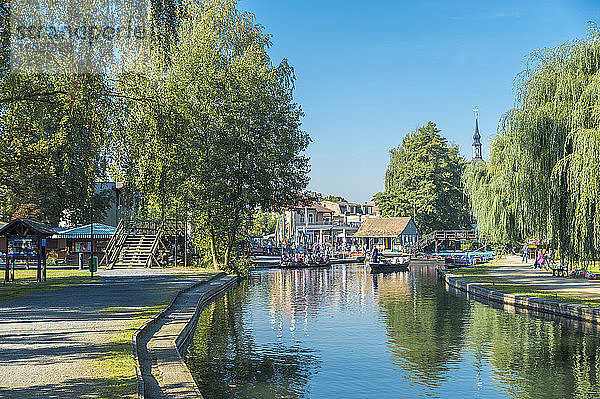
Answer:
0, 268, 98, 301
95, 300, 171, 399
450, 258, 600, 308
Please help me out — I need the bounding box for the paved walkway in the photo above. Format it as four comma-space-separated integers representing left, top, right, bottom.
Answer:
489, 255, 600, 300
0, 268, 215, 399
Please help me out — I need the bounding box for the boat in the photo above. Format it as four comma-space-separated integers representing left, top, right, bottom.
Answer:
280, 255, 331, 268
307, 259, 332, 267
348, 251, 366, 262
330, 258, 362, 264
280, 257, 306, 268
369, 260, 410, 273
443, 252, 490, 269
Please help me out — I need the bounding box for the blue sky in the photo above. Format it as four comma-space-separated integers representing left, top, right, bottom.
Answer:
239, 0, 600, 203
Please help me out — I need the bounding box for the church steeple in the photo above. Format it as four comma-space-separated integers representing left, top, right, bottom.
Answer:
472, 108, 483, 162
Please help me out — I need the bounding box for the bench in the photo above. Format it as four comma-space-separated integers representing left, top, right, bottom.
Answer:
551, 267, 568, 277
547, 261, 569, 277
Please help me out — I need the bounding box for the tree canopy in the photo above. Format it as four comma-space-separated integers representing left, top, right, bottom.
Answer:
0, 0, 310, 273
375, 122, 470, 233
117, 0, 310, 272
464, 27, 600, 262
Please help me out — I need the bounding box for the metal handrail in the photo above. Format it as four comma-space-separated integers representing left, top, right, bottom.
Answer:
102, 217, 191, 268
415, 229, 480, 251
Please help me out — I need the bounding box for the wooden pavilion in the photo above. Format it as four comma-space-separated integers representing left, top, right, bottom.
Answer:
0, 218, 56, 282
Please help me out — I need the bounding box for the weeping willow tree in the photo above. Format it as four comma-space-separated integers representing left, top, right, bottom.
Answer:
465, 26, 600, 263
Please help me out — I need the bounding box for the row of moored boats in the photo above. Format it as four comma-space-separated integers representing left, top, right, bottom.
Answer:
280, 252, 410, 273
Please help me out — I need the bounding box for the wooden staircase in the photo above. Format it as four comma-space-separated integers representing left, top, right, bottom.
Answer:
115, 234, 157, 267
102, 219, 168, 269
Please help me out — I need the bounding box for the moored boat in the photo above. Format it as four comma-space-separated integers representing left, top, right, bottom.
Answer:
280, 257, 306, 268
280, 255, 331, 269
369, 260, 410, 273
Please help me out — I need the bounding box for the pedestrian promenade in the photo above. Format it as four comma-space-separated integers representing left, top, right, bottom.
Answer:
0, 268, 216, 399
488, 255, 600, 301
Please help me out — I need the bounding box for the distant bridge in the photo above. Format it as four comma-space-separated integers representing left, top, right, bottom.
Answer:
414, 229, 483, 252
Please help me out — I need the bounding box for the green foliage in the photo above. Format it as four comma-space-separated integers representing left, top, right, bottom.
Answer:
118, 0, 310, 273
460, 240, 476, 251
250, 210, 277, 237
0, 72, 112, 225
323, 195, 347, 202
375, 121, 470, 233
464, 27, 600, 262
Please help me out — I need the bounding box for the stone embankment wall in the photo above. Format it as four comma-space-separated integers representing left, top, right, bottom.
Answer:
133, 272, 238, 399
440, 270, 600, 333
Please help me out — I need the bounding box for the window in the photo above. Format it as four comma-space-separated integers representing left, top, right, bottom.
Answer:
308, 214, 314, 225
300, 214, 305, 224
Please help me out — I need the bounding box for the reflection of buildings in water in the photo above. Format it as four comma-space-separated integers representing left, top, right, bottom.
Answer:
268, 266, 377, 331
371, 272, 411, 299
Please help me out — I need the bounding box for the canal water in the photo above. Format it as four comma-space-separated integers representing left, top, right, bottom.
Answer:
185, 264, 600, 398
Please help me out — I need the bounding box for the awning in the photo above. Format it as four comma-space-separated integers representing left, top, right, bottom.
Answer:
53, 223, 116, 239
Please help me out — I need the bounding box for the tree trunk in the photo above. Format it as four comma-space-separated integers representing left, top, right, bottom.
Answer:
224, 209, 241, 271
209, 227, 219, 270
224, 229, 236, 271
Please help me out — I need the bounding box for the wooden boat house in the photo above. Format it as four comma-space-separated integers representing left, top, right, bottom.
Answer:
354, 217, 419, 252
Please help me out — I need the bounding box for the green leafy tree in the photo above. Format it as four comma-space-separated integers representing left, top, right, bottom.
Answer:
119, 0, 310, 273
464, 27, 600, 263
0, 73, 112, 226
375, 121, 470, 233
250, 211, 277, 237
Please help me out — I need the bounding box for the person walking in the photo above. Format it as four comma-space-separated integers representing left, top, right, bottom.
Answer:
522, 243, 529, 263
538, 251, 545, 269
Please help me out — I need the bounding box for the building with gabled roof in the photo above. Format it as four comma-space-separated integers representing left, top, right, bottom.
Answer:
354, 217, 419, 252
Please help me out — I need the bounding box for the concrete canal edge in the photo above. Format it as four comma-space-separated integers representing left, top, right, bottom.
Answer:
132, 272, 239, 399
439, 270, 600, 328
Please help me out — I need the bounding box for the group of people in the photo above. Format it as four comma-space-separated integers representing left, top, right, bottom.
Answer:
522, 243, 554, 269
281, 243, 332, 266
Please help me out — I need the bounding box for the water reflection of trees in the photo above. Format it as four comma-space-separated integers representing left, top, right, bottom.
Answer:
466, 303, 600, 398
185, 279, 320, 399
377, 266, 469, 391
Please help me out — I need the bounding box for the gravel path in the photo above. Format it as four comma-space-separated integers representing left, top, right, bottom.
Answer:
0, 268, 215, 399
489, 255, 600, 300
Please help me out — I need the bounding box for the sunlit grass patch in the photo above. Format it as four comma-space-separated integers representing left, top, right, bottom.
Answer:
0, 269, 99, 301
96, 300, 172, 399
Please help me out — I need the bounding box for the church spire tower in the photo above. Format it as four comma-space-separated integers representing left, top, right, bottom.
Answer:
472, 107, 483, 162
